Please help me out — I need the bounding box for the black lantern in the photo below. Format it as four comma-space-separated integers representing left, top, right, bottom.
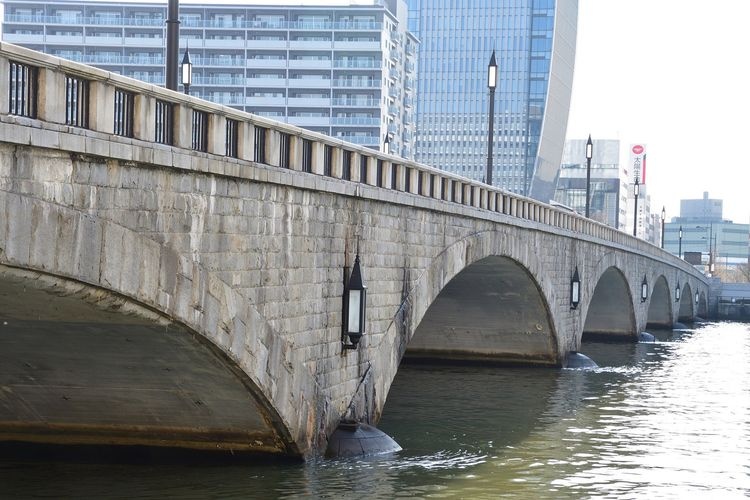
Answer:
695, 291, 699, 304
343, 255, 367, 349
675, 282, 681, 302
383, 134, 390, 155
180, 46, 193, 95
585, 134, 593, 218
485, 50, 498, 187
641, 275, 649, 303
570, 266, 580, 310
660, 206, 666, 249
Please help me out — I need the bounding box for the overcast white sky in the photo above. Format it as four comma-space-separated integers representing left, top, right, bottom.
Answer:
566, 0, 750, 224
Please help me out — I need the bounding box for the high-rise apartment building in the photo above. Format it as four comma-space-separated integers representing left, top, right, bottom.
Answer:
1, 0, 418, 157
555, 139, 627, 230
406, 0, 578, 201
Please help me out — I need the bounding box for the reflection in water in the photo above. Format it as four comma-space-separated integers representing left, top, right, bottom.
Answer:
0, 323, 749, 498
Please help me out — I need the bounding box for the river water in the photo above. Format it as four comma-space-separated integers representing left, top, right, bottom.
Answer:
1, 321, 748, 498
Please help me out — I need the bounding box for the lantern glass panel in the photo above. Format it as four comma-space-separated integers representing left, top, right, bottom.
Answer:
347, 290, 361, 333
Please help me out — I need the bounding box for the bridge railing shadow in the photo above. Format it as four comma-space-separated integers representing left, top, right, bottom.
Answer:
0, 41, 698, 275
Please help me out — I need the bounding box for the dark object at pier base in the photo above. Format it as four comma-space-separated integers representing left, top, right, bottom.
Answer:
638, 332, 656, 343
325, 420, 401, 459
564, 351, 598, 369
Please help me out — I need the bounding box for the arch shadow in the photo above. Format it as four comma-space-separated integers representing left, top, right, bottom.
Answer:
406, 255, 558, 365
647, 275, 673, 329
697, 291, 708, 318
582, 266, 636, 341
0, 265, 291, 455
677, 282, 694, 322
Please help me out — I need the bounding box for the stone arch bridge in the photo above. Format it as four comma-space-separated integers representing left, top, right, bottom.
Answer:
0, 43, 708, 459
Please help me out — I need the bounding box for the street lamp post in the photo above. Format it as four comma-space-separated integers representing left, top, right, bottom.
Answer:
632, 178, 640, 237
165, 0, 180, 91
485, 51, 498, 186
678, 225, 683, 259
585, 135, 593, 218
660, 206, 666, 249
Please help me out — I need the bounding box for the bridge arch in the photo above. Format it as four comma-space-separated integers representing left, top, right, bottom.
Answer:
582, 266, 636, 341
407, 254, 558, 365
697, 291, 708, 317
0, 192, 315, 456
647, 275, 673, 328
678, 282, 695, 322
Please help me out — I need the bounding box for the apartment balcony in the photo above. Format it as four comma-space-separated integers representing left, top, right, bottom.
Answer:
333, 40, 381, 50
289, 40, 332, 50
288, 59, 331, 69
195, 76, 245, 86
123, 37, 162, 47
45, 34, 84, 44
246, 96, 286, 106
330, 117, 380, 126
202, 38, 244, 48
288, 79, 332, 89
332, 98, 379, 107
336, 135, 378, 146
207, 96, 245, 106
332, 79, 381, 88
334, 21, 382, 31
2, 33, 43, 44
287, 116, 331, 127
333, 60, 381, 69
85, 36, 123, 45
246, 59, 287, 69
287, 97, 331, 107
246, 77, 287, 88
246, 39, 288, 50
197, 58, 245, 67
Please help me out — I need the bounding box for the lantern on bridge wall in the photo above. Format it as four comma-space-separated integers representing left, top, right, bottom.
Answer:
641, 275, 649, 303
570, 267, 581, 310
675, 282, 681, 302
343, 255, 367, 350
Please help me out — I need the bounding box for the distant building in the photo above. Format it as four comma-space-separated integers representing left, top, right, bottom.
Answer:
406, 0, 578, 201
554, 139, 627, 230
664, 192, 750, 272
1, 0, 418, 157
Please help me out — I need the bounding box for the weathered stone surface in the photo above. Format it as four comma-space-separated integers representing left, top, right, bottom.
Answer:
0, 103, 707, 459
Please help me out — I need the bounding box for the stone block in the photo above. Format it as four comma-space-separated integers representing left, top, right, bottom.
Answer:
28, 201, 58, 271
4, 193, 32, 265
72, 212, 102, 284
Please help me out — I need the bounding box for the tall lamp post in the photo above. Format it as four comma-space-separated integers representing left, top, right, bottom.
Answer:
678, 225, 683, 258
585, 135, 593, 218
165, 0, 180, 91
632, 178, 640, 237
660, 206, 666, 248
485, 51, 498, 186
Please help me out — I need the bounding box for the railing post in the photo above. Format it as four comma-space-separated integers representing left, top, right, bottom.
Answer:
133, 94, 155, 141
88, 81, 114, 134
0, 56, 10, 115
173, 103, 191, 149
330, 147, 343, 178
265, 129, 281, 167
207, 113, 226, 156
310, 141, 324, 174
237, 121, 255, 162
37, 67, 65, 123
289, 135, 304, 171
